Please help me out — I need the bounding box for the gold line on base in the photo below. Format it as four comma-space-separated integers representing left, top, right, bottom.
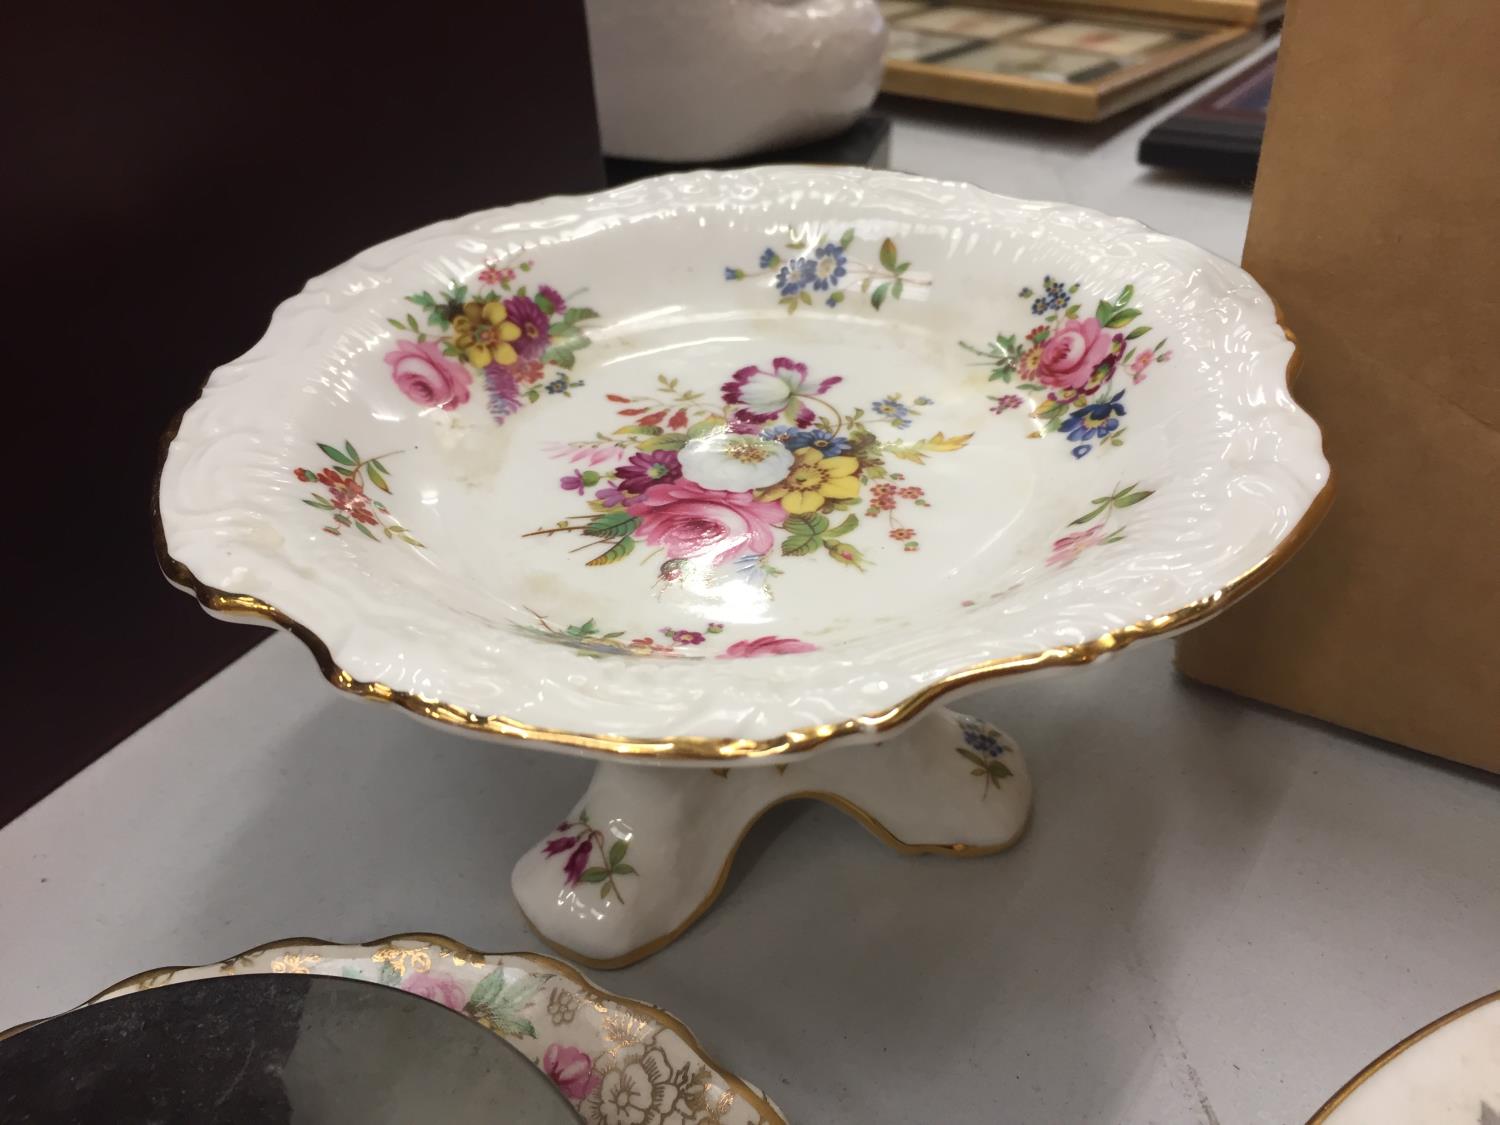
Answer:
519, 788, 1034, 970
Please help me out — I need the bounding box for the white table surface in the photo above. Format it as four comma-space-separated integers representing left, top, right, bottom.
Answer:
5, 46, 1498, 1124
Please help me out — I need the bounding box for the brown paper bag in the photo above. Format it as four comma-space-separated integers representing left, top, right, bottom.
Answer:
1175, 0, 1500, 771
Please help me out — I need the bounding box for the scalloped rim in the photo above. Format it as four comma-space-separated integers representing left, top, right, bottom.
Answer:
0, 932, 785, 1124
154, 168, 1332, 762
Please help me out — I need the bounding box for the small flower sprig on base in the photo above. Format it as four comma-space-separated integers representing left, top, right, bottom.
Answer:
542, 809, 637, 903
294, 440, 422, 546
1046, 482, 1154, 567
725, 229, 926, 313
954, 716, 1014, 799
961, 277, 1172, 460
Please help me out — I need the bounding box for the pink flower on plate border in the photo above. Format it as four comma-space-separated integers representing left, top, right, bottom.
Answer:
477, 262, 516, 287
1129, 348, 1158, 384
1046, 524, 1105, 567
722, 635, 818, 658
401, 971, 468, 1012
385, 339, 472, 411
542, 1043, 601, 1101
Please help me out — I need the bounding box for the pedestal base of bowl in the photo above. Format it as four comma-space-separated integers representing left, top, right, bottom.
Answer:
510, 706, 1032, 968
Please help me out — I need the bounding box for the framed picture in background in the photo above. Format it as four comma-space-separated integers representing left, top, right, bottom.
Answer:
879, 0, 1277, 120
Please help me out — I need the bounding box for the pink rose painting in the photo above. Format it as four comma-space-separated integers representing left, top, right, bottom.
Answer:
627, 480, 785, 565
1033, 317, 1115, 391
385, 339, 472, 411
542, 1044, 601, 1102
962, 277, 1168, 459
723, 635, 818, 658
401, 971, 468, 1012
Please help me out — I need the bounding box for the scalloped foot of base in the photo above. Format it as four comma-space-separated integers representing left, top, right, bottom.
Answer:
510, 706, 1032, 968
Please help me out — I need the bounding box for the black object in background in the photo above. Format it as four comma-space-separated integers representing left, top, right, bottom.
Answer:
605, 115, 892, 186
0, 975, 583, 1123
1138, 52, 1277, 182
0, 6, 604, 826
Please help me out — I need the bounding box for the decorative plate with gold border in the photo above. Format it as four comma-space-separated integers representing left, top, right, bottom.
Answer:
156, 165, 1328, 759
5, 934, 784, 1125
155, 166, 1329, 966
1308, 989, 1500, 1125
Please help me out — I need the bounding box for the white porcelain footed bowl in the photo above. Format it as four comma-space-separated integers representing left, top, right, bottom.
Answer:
157, 167, 1330, 761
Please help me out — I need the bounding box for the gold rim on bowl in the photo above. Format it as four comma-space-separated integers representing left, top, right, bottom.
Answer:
153, 423, 1332, 763
153, 193, 1331, 764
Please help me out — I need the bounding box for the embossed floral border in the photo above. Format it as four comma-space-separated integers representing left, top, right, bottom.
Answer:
156, 166, 1331, 758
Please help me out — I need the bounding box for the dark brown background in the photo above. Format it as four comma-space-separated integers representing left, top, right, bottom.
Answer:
2, 5, 604, 824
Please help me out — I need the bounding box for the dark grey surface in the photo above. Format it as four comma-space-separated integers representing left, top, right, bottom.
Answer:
604, 114, 892, 186
0, 976, 580, 1124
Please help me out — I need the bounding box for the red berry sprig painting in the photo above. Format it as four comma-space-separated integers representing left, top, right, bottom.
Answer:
294, 440, 422, 546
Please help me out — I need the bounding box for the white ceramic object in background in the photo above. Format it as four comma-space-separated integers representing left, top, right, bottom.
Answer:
584, 0, 887, 161
157, 167, 1330, 966
1309, 990, 1500, 1125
